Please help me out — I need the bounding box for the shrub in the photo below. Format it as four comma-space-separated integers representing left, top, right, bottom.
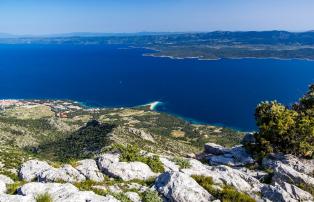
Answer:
193, 175, 255, 202
298, 183, 314, 196
35, 193, 53, 202
192, 175, 217, 194
111, 144, 165, 173
6, 181, 26, 194
249, 84, 314, 159
142, 190, 163, 202
39, 120, 115, 162
218, 186, 256, 202
172, 157, 191, 169
110, 193, 132, 202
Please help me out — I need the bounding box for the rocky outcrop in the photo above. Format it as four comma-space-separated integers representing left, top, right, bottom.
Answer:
182, 159, 262, 193
261, 184, 299, 202
0, 194, 35, 202
38, 164, 86, 183
204, 143, 254, 167
10, 142, 314, 202
204, 143, 229, 155
18, 182, 119, 202
263, 153, 314, 175
0, 175, 14, 185
154, 171, 213, 202
97, 153, 157, 181
19, 160, 107, 183
278, 182, 313, 201
125, 192, 141, 202
19, 160, 51, 181
128, 128, 155, 143
159, 157, 180, 172
271, 163, 314, 187
0, 174, 14, 194
263, 154, 314, 192
76, 159, 104, 182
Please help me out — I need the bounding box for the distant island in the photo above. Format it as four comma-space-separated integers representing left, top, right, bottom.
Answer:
1, 31, 314, 60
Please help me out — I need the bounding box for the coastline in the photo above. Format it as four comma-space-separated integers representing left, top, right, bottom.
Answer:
136, 46, 314, 62
0, 98, 249, 132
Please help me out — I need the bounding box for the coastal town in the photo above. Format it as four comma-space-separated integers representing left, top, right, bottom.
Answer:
0, 99, 85, 118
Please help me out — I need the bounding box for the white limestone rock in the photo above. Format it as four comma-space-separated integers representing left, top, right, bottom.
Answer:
263, 154, 314, 175
159, 157, 180, 172
204, 143, 229, 155
271, 162, 314, 187
154, 171, 213, 202
261, 184, 298, 202
19, 160, 51, 182
97, 153, 157, 181
0, 175, 14, 185
125, 192, 141, 202
182, 160, 262, 194
0, 194, 35, 202
0, 182, 6, 194
0, 174, 14, 194
76, 159, 104, 182
128, 127, 155, 143
229, 146, 255, 165
18, 182, 119, 202
207, 145, 254, 166
278, 181, 313, 201
38, 164, 86, 183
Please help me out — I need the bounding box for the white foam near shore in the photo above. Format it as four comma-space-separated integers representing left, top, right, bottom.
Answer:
145, 101, 163, 110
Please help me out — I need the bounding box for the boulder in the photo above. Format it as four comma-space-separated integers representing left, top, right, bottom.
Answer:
0, 175, 14, 185
154, 171, 213, 202
182, 160, 262, 194
229, 146, 255, 165
207, 146, 254, 166
125, 192, 141, 202
278, 181, 313, 201
76, 159, 104, 182
204, 143, 229, 155
271, 162, 314, 187
181, 159, 213, 177
0, 194, 35, 202
38, 165, 86, 183
0, 175, 14, 194
97, 153, 157, 181
127, 183, 149, 193
159, 157, 180, 172
208, 165, 262, 193
208, 155, 235, 166
263, 154, 314, 175
235, 167, 268, 181
18, 182, 119, 202
0, 182, 6, 194
19, 160, 51, 181
261, 184, 298, 202
128, 128, 155, 143
108, 185, 122, 193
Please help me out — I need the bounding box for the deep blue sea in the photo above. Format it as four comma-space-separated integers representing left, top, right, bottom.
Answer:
0, 44, 314, 131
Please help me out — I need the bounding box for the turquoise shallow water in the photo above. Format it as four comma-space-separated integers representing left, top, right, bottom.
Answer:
0, 44, 314, 131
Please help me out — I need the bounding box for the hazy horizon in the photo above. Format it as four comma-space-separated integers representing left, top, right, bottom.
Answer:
1, 0, 314, 35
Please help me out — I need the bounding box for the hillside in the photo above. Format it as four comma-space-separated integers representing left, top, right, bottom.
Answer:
0, 99, 313, 202
0, 99, 243, 173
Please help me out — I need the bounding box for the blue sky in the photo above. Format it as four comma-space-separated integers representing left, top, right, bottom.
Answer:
1, 0, 314, 35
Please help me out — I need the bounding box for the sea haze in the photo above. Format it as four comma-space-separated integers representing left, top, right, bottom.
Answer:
0, 44, 314, 131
